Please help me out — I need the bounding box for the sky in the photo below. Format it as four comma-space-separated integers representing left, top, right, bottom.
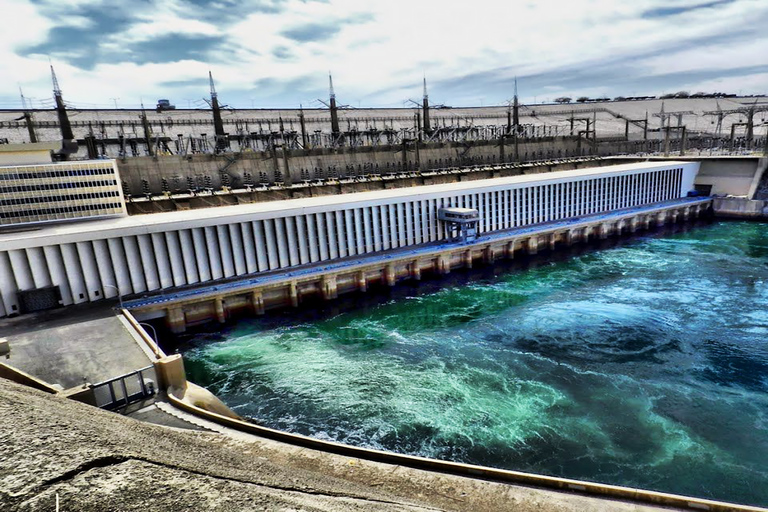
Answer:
0, 0, 766, 110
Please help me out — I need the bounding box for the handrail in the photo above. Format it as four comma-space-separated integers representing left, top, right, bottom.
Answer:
166, 392, 765, 512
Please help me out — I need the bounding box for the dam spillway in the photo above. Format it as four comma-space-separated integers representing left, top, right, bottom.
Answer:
178, 220, 768, 508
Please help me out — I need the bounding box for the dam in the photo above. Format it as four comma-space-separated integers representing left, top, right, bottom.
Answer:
2, 142, 767, 510
1, 160, 700, 321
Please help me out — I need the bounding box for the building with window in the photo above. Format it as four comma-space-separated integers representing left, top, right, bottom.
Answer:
0, 143, 126, 227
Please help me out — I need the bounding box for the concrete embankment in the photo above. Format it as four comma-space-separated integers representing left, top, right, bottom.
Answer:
712, 197, 768, 218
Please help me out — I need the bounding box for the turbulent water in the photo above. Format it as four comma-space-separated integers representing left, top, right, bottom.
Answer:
177, 221, 768, 507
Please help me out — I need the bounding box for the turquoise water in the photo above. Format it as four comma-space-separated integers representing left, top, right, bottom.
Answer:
178, 221, 768, 507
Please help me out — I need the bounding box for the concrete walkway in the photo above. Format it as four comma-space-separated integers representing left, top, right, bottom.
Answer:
0, 302, 153, 389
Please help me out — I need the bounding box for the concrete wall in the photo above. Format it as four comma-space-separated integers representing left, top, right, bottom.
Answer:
712, 197, 768, 218
116, 138, 585, 196
694, 158, 763, 197
0, 142, 58, 165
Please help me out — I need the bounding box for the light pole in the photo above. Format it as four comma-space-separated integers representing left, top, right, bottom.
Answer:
102, 284, 123, 309
138, 322, 161, 359
110, 97, 119, 109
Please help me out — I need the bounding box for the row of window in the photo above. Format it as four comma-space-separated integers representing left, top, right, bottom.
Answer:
0, 202, 123, 219
0, 191, 120, 208
0, 167, 116, 181
0, 179, 118, 194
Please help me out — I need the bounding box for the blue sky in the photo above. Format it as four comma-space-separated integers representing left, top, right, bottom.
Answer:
1, 0, 766, 109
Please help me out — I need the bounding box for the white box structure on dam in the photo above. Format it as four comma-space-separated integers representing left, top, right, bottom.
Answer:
0, 161, 699, 317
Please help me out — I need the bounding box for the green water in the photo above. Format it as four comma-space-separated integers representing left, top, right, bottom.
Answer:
178, 221, 768, 507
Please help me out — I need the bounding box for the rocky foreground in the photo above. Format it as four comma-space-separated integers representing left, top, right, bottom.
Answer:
0, 378, 669, 511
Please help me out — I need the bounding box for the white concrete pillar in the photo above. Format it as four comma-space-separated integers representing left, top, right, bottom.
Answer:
362, 207, 373, 253
411, 202, 420, 244
345, 209, 357, 256
75, 241, 103, 301
216, 225, 235, 278
240, 223, 258, 273
336, 210, 357, 256
429, 199, 439, 240
405, 202, 414, 245
26, 246, 52, 289
164, 231, 188, 287
488, 192, 493, 229
203, 226, 224, 279
0, 252, 19, 315
334, 211, 347, 257
567, 183, 574, 217
228, 224, 247, 275
121, 236, 147, 293
295, 215, 310, 264
397, 203, 407, 247
261, 220, 279, 270
381, 204, 392, 250
137, 234, 161, 290
325, 212, 339, 259
353, 208, 365, 255
284, 216, 300, 266
305, 214, 319, 263
43, 245, 73, 305
92, 239, 118, 297
317, 213, 330, 261
273, 217, 290, 268
8, 250, 34, 291
251, 221, 270, 272
489, 192, 495, 231
577, 181, 583, 215
522, 187, 529, 224
514, 189, 520, 226
150, 233, 174, 288
190, 228, 211, 282
372, 206, 382, 251
498, 191, 505, 229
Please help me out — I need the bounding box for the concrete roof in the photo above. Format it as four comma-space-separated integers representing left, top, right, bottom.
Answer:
0, 160, 693, 250
0, 141, 60, 153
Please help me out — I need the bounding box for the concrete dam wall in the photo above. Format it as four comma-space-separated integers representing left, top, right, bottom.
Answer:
0, 161, 697, 318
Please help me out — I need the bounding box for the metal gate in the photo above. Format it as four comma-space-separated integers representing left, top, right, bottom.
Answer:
92, 365, 156, 410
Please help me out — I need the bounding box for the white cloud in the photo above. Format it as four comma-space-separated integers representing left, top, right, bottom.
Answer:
1, 0, 767, 108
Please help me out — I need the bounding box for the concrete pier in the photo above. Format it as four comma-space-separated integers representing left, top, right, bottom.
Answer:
125, 197, 712, 333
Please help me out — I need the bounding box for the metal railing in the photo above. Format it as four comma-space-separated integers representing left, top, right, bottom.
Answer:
92, 365, 156, 410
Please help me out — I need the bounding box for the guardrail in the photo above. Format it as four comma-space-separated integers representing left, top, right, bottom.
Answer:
92, 365, 156, 410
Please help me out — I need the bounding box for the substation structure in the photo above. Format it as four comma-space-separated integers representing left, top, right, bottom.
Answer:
0, 161, 701, 323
